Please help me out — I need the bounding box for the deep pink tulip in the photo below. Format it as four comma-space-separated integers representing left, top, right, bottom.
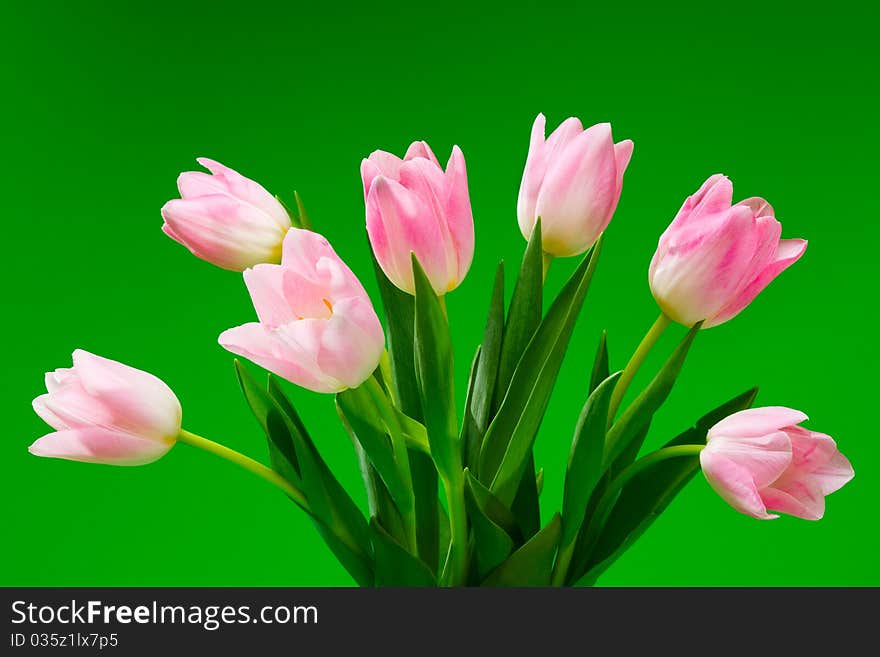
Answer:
700, 407, 853, 520
219, 228, 385, 393
30, 350, 182, 466
162, 158, 291, 271
361, 141, 474, 295
649, 175, 807, 327
517, 113, 633, 257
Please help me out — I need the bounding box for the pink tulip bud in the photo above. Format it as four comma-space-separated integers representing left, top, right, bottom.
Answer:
161, 158, 292, 271
517, 113, 633, 257
649, 175, 807, 328
219, 228, 385, 393
29, 350, 182, 466
361, 141, 474, 295
700, 407, 853, 520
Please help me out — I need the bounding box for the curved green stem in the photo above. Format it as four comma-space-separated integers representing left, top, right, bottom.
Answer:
177, 429, 309, 511
607, 312, 671, 424
579, 444, 704, 567
440, 469, 468, 587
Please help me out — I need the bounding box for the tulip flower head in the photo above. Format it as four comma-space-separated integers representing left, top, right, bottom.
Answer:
700, 407, 854, 520
517, 113, 633, 257
219, 228, 386, 393
361, 141, 474, 295
30, 350, 182, 466
649, 175, 807, 328
162, 158, 292, 271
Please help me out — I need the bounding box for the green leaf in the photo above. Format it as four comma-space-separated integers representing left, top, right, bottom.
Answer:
494, 222, 543, 411
602, 322, 701, 468
336, 386, 411, 513
371, 520, 437, 587
234, 360, 301, 488
461, 345, 482, 470
412, 255, 459, 479
462, 262, 506, 475
511, 453, 541, 539
480, 240, 602, 505
561, 372, 621, 549
372, 253, 439, 570
265, 376, 374, 584
465, 471, 516, 580
464, 470, 521, 539
293, 191, 312, 230
589, 331, 610, 396
576, 387, 759, 585
482, 514, 562, 587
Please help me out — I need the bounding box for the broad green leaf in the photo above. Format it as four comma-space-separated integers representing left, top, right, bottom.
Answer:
461, 345, 482, 470
351, 436, 408, 544
464, 470, 521, 540
561, 372, 621, 549
412, 255, 459, 479
589, 331, 610, 396
293, 191, 311, 230
234, 360, 302, 489
535, 468, 544, 495
372, 253, 439, 569
494, 222, 543, 411
336, 386, 411, 513
265, 376, 374, 579
463, 262, 506, 475
465, 472, 516, 580
371, 520, 437, 587
480, 240, 602, 505
482, 514, 562, 587
575, 387, 759, 585
602, 322, 701, 468
511, 454, 541, 539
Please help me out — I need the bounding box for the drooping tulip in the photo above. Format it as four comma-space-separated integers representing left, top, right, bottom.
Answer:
219, 228, 385, 393
517, 113, 633, 257
29, 350, 182, 465
361, 141, 474, 295
700, 407, 854, 520
161, 158, 291, 271
649, 175, 807, 328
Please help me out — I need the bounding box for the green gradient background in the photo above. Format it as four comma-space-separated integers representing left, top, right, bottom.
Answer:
3, 1, 877, 586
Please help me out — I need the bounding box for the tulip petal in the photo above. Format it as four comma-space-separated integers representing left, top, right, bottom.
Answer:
244, 264, 331, 327
517, 113, 549, 236
707, 237, 807, 327
29, 428, 173, 466
32, 394, 70, 430
195, 158, 289, 228
704, 430, 792, 488
312, 298, 385, 389
444, 145, 475, 287
736, 196, 775, 219
365, 150, 405, 183
710, 406, 809, 438
761, 479, 825, 520
700, 450, 778, 519
614, 139, 634, 191
812, 450, 854, 496
404, 140, 440, 166
219, 322, 341, 393
70, 350, 182, 441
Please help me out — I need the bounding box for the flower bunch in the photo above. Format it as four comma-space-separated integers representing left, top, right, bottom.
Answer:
29, 114, 853, 586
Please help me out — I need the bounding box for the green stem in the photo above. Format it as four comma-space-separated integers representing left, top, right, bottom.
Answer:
580, 444, 704, 566
177, 429, 309, 511
440, 469, 469, 586
542, 251, 553, 282
607, 312, 671, 423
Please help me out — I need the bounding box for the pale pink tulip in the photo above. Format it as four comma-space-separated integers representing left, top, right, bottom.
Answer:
361, 141, 474, 295
219, 228, 385, 393
649, 175, 807, 328
161, 158, 291, 271
700, 407, 853, 520
29, 350, 182, 466
517, 113, 633, 257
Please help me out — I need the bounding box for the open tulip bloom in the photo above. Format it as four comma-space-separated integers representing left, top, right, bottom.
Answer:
28, 113, 852, 587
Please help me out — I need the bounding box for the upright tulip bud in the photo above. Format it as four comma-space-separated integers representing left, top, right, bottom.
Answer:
517, 113, 633, 257
219, 228, 385, 393
29, 350, 182, 466
649, 175, 807, 328
161, 158, 292, 271
700, 407, 853, 520
361, 141, 474, 295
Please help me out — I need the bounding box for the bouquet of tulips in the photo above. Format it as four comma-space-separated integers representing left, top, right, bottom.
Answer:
29, 114, 854, 586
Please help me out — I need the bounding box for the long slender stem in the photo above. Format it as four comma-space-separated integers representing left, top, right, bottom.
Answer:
177, 429, 309, 511
607, 312, 672, 423
440, 469, 468, 587
579, 444, 704, 569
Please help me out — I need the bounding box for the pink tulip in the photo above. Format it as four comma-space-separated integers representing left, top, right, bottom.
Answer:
649, 175, 807, 328
700, 407, 853, 520
161, 158, 291, 271
361, 141, 474, 295
219, 228, 385, 393
517, 113, 633, 257
29, 350, 182, 466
